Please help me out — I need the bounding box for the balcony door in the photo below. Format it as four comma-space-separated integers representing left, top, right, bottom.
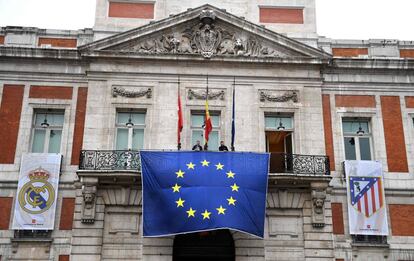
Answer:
265, 115, 294, 173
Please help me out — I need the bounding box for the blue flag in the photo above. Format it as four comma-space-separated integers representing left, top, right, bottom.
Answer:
141, 151, 269, 238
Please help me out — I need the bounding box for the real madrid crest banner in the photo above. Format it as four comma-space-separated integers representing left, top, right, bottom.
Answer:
345, 160, 389, 235
141, 151, 269, 238
12, 153, 61, 230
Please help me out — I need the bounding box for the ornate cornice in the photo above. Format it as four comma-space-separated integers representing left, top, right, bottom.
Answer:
188, 88, 225, 100
112, 86, 152, 98
259, 91, 298, 103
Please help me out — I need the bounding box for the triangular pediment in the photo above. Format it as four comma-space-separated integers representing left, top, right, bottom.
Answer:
80, 5, 330, 61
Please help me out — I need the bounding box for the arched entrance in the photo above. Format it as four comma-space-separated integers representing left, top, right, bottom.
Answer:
173, 229, 235, 261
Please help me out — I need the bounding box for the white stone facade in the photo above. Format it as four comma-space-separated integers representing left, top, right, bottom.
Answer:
0, 2, 413, 261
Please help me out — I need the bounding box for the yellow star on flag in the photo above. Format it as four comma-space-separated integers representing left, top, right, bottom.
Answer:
201, 159, 210, 166
226, 171, 235, 178
172, 183, 181, 193
216, 205, 226, 215
231, 183, 239, 192
201, 210, 211, 220
186, 162, 195, 169
175, 198, 185, 207
215, 163, 224, 170
227, 196, 236, 206
186, 207, 196, 217
175, 169, 185, 178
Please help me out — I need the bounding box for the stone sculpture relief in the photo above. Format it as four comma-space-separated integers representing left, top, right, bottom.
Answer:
112, 86, 152, 98
81, 183, 97, 223
188, 88, 225, 100
311, 188, 327, 227
111, 9, 290, 59
260, 91, 299, 103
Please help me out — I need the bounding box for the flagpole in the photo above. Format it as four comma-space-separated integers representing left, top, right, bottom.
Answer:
204, 74, 209, 151
231, 76, 236, 151
177, 75, 183, 151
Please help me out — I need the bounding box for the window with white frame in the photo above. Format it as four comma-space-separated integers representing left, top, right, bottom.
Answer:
342, 118, 373, 160
115, 111, 145, 150
31, 110, 64, 153
191, 112, 220, 151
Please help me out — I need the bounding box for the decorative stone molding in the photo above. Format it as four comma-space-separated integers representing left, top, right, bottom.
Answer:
81, 177, 98, 224
310, 182, 329, 228
112, 86, 152, 98
188, 88, 225, 100
110, 9, 291, 59
259, 90, 298, 103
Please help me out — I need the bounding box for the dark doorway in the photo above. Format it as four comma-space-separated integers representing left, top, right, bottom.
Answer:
173, 229, 235, 261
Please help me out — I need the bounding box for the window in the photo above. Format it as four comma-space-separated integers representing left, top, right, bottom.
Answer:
191, 112, 220, 151
265, 115, 294, 173
31, 110, 64, 153
115, 111, 145, 150
342, 118, 372, 160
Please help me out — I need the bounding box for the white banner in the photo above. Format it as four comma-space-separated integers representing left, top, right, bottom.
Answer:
345, 160, 388, 235
12, 153, 61, 230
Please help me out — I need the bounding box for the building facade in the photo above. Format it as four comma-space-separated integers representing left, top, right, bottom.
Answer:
0, 1, 414, 260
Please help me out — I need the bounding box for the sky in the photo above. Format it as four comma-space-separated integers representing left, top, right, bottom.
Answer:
0, 0, 413, 41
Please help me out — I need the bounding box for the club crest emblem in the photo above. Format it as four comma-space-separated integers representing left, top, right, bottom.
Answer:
18, 167, 55, 214
349, 176, 384, 217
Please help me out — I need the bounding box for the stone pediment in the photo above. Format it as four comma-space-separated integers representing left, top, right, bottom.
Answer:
80, 5, 330, 61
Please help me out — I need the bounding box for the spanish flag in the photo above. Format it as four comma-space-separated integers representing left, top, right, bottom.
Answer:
204, 99, 212, 146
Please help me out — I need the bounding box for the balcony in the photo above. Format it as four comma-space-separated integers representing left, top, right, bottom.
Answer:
78, 150, 329, 175
79, 150, 141, 171
269, 153, 330, 175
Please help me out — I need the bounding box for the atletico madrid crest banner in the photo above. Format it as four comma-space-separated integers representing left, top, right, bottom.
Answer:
141, 151, 269, 238
345, 160, 389, 235
12, 153, 61, 230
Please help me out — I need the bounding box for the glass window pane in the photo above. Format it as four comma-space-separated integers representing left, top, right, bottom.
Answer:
35, 113, 47, 126
208, 131, 219, 151
132, 129, 144, 150
116, 129, 129, 150
117, 113, 130, 125
265, 116, 293, 129
191, 115, 204, 127
192, 130, 204, 148
343, 120, 369, 134
359, 138, 372, 160
211, 115, 220, 127
48, 113, 64, 126
344, 137, 357, 160
48, 130, 62, 153
32, 129, 46, 153
131, 113, 145, 125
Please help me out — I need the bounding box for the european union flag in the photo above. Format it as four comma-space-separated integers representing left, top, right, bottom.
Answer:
141, 151, 269, 238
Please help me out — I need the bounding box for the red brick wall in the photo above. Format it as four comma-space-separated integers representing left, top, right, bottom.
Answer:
71, 87, 88, 165
389, 204, 414, 236
108, 2, 154, 19
335, 259, 345, 261
381, 96, 408, 172
259, 7, 304, 24
332, 48, 368, 57
59, 255, 70, 261
59, 198, 75, 230
0, 35, 4, 45
29, 86, 73, 100
405, 96, 414, 108
0, 85, 25, 164
331, 203, 345, 235
322, 94, 335, 171
38, 38, 77, 48
0, 197, 13, 229
400, 49, 414, 58
335, 95, 376, 108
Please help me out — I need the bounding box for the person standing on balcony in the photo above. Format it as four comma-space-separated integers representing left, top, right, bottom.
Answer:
219, 141, 229, 151
192, 140, 203, 151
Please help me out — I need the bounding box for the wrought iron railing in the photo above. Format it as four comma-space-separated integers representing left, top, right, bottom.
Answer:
78, 150, 329, 175
269, 153, 330, 175
79, 150, 141, 171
